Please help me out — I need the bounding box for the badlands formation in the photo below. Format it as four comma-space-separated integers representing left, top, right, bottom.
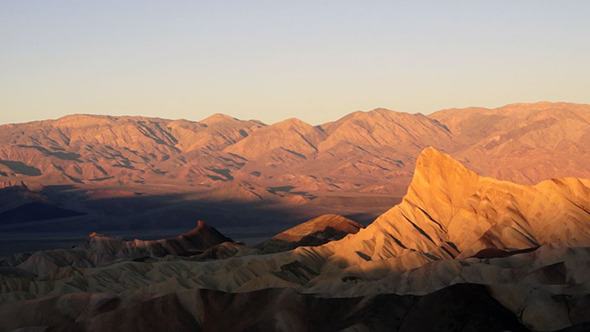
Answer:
1, 148, 590, 331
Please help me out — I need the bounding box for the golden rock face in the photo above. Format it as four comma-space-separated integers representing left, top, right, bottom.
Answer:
326, 147, 590, 265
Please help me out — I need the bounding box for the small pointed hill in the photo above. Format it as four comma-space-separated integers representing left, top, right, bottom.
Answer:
256, 214, 363, 253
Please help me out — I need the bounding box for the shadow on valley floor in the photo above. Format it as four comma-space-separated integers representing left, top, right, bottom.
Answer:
0, 186, 399, 255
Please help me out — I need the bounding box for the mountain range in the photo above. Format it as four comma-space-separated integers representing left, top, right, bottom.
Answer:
2, 102, 589, 198
1, 101, 589, 254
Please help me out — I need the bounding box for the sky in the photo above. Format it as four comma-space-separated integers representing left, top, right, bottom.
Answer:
1, 1, 590, 125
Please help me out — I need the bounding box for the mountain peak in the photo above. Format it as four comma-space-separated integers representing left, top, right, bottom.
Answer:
368, 108, 395, 115
200, 113, 239, 125
360, 108, 412, 118
415, 147, 468, 173
183, 220, 230, 241
223, 116, 325, 159
407, 147, 479, 202
273, 117, 312, 128
54, 114, 118, 126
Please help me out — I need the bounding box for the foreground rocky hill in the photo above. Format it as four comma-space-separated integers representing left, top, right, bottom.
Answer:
1, 148, 589, 331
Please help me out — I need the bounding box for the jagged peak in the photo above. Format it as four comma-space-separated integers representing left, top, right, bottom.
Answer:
184, 220, 216, 236
415, 147, 467, 171
414, 147, 475, 177
407, 147, 479, 199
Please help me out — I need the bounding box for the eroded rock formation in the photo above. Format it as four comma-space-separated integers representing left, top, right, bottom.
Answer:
2, 147, 590, 331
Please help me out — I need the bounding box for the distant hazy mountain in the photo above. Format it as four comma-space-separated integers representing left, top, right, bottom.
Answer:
2, 102, 588, 204
431, 102, 590, 183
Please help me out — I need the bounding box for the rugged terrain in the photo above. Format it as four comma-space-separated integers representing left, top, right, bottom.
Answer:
1, 102, 589, 254
1, 148, 590, 331
1, 102, 588, 194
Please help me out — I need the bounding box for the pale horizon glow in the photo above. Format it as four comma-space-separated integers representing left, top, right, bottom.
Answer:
1, 1, 590, 125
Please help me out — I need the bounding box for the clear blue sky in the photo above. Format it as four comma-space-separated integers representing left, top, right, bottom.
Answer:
1, 1, 589, 125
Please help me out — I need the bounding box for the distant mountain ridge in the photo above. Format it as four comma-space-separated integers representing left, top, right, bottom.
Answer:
1, 102, 589, 203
